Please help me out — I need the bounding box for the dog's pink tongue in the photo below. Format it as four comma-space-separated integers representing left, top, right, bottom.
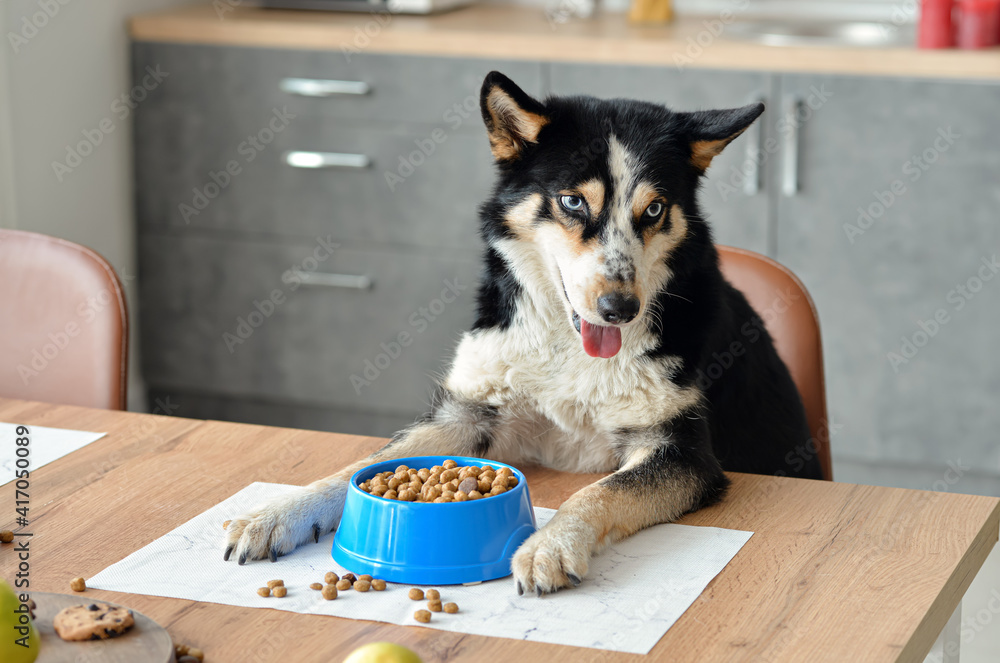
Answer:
580, 320, 622, 358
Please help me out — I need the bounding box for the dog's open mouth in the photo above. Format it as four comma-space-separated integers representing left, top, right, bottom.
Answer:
571, 310, 622, 359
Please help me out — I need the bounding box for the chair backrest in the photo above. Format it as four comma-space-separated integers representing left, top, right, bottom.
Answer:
717, 245, 832, 481
0, 229, 129, 410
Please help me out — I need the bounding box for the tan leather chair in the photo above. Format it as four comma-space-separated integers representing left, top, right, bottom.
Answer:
0, 229, 129, 410
717, 245, 832, 481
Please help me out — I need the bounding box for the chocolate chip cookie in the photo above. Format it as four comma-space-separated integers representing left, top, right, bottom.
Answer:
53, 602, 135, 641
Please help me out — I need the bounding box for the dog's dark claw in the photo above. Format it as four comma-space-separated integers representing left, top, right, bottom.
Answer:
268, 547, 278, 563
516, 580, 524, 596
536, 586, 544, 597
313, 524, 321, 543
223, 545, 234, 562
567, 573, 581, 587
238, 551, 248, 566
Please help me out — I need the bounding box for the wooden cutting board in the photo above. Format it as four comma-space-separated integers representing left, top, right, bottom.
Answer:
31, 592, 174, 663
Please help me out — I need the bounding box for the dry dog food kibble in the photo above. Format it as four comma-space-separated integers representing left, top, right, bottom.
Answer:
0, 530, 14, 543
408, 588, 424, 601
336, 579, 352, 591
354, 580, 371, 592
257, 587, 270, 597
342, 573, 357, 583
414, 609, 432, 623
322, 584, 338, 600
372, 579, 387, 591
358, 574, 373, 582
70, 577, 86, 592
444, 602, 459, 614
187, 648, 205, 662
266, 579, 284, 589
427, 599, 442, 612
310, 582, 323, 590
360, 460, 520, 503
425, 589, 440, 600
324, 572, 339, 584
273, 586, 287, 598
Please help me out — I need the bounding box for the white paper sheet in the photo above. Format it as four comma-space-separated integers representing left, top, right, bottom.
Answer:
89, 482, 753, 654
0, 422, 106, 485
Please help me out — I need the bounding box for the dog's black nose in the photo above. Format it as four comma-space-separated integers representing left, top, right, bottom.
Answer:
597, 293, 640, 324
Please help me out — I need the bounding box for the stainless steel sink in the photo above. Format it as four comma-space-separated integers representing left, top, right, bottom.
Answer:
726, 20, 915, 48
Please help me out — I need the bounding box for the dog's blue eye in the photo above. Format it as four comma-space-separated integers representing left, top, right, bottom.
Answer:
645, 202, 663, 218
560, 195, 585, 212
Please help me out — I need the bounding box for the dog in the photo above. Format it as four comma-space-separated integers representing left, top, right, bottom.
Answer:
223, 71, 823, 594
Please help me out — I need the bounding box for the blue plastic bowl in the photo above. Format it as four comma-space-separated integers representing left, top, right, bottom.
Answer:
332, 456, 536, 585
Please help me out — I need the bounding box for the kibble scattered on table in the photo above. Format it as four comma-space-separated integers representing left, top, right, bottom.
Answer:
256, 587, 270, 598
273, 586, 287, 598
425, 589, 440, 600
0, 530, 14, 543
321, 584, 338, 600
310, 582, 323, 590
372, 579, 387, 591
336, 579, 352, 591
444, 602, 459, 614
427, 599, 442, 612
414, 609, 431, 623
70, 577, 86, 592
354, 580, 371, 592
408, 588, 424, 601
266, 579, 284, 589
324, 572, 339, 584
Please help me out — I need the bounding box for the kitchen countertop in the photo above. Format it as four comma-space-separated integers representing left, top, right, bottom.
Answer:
128, 4, 1000, 80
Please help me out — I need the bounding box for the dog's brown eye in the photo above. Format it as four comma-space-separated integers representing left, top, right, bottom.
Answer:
644, 202, 663, 218
559, 195, 585, 213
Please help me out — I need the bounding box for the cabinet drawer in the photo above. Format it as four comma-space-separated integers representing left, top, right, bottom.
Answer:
139, 233, 479, 413
132, 42, 542, 128
548, 63, 773, 255
135, 116, 494, 248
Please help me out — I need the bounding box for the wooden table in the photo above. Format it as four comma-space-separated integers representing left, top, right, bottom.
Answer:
1, 398, 997, 662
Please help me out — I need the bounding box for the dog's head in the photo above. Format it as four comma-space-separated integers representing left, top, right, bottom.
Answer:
479, 71, 763, 359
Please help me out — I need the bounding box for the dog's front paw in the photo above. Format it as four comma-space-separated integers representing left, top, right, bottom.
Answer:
223, 481, 347, 564
512, 518, 593, 596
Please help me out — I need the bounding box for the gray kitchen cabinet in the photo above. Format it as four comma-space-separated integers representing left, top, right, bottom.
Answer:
134, 43, 536, 249
133, 44, 510, 437
134, 38, 1000, 471
548, 63, 776, 256
133, 43, 543, 130
775, 74, 1000, 470
139, 232, 479, 414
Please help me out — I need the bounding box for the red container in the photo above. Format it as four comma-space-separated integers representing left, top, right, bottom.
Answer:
955, 0, 1000, 47
919, 0, 956, 48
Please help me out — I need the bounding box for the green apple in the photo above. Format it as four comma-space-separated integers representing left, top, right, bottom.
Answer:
0, 578, 40, 663
343, 642, 422, 663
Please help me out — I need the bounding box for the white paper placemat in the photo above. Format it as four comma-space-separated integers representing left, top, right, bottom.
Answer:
0, 423, 106, 485
89, 482, 753, 654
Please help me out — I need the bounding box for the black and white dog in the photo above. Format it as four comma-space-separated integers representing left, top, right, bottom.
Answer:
223, 72, 822, 594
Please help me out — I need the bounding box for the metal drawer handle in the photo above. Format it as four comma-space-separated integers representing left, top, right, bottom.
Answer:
781, 95, 802, 197
280, 78, 370, 97
298, 272, 373, 290
284, 151, 370, 169
743, 95, 766, 196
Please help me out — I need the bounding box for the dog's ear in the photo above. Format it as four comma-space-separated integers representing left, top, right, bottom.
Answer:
684, 103, 765, 171
480, 71, 550, 162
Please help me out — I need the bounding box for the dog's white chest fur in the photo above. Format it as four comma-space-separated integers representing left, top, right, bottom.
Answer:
445, 286, 699, 473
